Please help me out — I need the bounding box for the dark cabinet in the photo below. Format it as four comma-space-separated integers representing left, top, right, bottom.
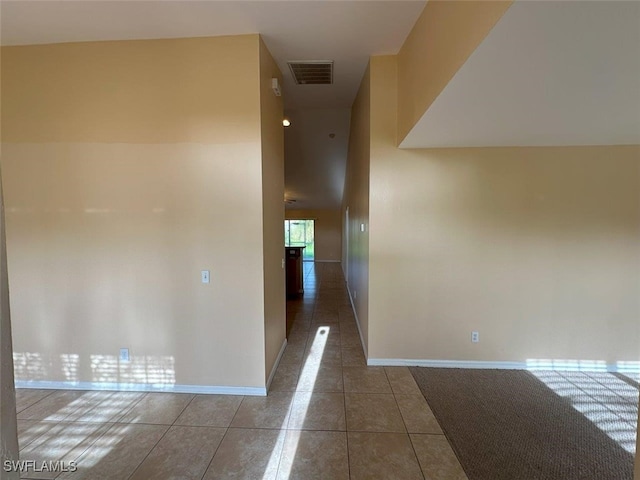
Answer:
286, 247, 305, 297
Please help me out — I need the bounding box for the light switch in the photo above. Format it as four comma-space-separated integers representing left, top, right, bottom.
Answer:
201, 270, 210, 284
360, 223, 366, 232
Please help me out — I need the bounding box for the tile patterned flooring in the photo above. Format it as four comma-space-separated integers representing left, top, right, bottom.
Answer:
14, 262, 466, 479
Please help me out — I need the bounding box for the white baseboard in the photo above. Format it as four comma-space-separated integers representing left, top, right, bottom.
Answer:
366, 358, 639, 373
347, 288, 368, 358
367, 359, 527, 369
15, 380, 267, 396
266, 338, 288, 392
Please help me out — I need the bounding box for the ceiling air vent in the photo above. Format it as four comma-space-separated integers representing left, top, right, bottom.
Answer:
287, 61, 333, 85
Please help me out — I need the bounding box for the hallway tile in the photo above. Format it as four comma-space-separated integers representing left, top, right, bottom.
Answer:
61, 391, 117, 422
339, 310, 356, 323
348, 432, 423, 480
21, 421, 113, 479
343, 367, 392, 394
174, 394, 243, 427
17, 420, 56, 451
287, 330, 309, 347
289, 321, 311, 335
203, 428, 285, 480
296, 365, 344, 393
129, 425, 226, 480
270, 363, 302, 392
341, 346, 367, 367
340, 332, 363, 347
280, 344, 307, 365
60, 423, 168, 480
410, 433, 469, 480
18, 390, 89, 421
118, 393, 194, 425
230, 392, 293, 429
308, 324, 342, 346
395, 394, 443, 434
345, 394, 406, 433
304, 343, 343, 366
312, 311, 340, 324
277, 430, 349, 479
340, 323, 359, 336
287, 392, 346, 431
15, 389, 54, 414
385, 367, 422, 395
73, 391, 146, 423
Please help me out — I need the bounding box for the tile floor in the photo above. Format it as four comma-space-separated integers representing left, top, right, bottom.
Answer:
14, 262, 466, 479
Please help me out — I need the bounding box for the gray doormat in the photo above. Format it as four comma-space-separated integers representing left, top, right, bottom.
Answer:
409, 368, 635, 480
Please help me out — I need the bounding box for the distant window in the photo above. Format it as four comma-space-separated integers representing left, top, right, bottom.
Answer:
284, 219, 314, 261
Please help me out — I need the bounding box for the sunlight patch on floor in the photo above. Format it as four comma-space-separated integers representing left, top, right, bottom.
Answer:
530, 369, 638, 454
263, 325, 330, 480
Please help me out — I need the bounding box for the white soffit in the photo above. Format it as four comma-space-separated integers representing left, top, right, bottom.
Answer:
1, 1, 425, 109
400, 0, 640, 148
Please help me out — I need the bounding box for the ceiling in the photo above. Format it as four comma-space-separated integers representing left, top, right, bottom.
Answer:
1, 0, 426, 210
401, 0, 640, 148
284, 108, 351, 210
4, 1, 638, 206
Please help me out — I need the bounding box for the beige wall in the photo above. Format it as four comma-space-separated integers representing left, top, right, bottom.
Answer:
368, 55, 640, 365
259, 38, 286, 384
1, 35, 280, 391
636, 409, 640, 480
397, 0, 512, 143
0, 168, 19, 478
342, 65, 371, 353
0, 37, 19, 474
285, 209, 342, 262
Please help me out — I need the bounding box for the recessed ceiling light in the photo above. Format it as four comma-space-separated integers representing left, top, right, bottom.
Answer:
283, 119, 291, 127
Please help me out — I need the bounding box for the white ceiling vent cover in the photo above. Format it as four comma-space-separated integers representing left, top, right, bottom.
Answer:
287, 61, 333, 85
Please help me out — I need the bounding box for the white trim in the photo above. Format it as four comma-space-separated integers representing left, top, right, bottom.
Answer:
314, 260, 340, 263
367, 359, 526, 369
15, 380, 267, 396
366, 358, 639, 373
266, 338, 288, 392
347, 287, 368, 357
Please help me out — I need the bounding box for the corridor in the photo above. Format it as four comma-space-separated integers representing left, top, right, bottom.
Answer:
14, 262, 466, 479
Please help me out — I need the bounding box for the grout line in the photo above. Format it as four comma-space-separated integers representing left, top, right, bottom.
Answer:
15, 389, 56, 414
199, 395, 246, 480
113, 392, 149, 423
52, 420, 120, 479
127, 425, 171, 479
199, 427, 227, 480
125, 394, 196, 480
344, 384, 351, 478
384, 363, 426, 480
406, 432, 427, 480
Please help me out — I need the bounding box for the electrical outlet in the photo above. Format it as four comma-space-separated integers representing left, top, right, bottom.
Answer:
353, 290, 357, 299
471, 331, 480, 343
201, 270, 210, 284
281, 258, 285, 269
120, 348, 130, 362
